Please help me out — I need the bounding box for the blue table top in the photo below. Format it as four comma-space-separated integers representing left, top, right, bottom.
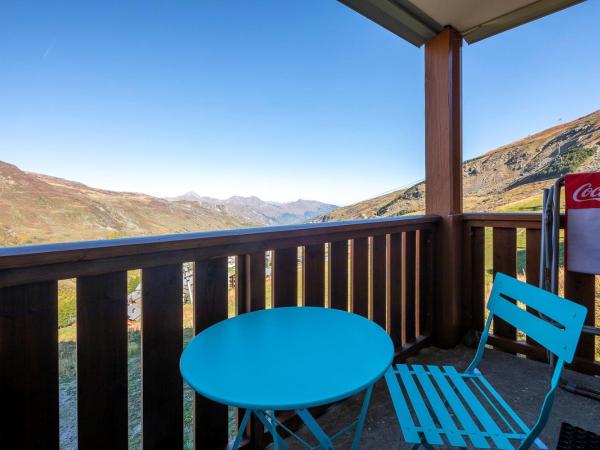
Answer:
180, 306, 394, 410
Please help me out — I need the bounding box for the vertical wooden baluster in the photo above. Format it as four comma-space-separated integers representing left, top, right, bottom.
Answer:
236, 253, 266, 313
415, 232, 422, 337
419, 229, 435, 337
565, 271, 596, 361
329, 240, 349, 311
303, 244, 325, 307
234, 255, 250, 447
404, 232, 417, 343
351, 238, 369, 317
236, 255, 249, 315
142, 264, 183, 449
235, 253, 267, 312
272, 248, 298, 307
525, 229, 547, 361
194, 258, 228, 449
234, 254, 249, 446
248, 253, 266, 312
492, 227, 517, 350
0, 281, 59, 450
470, 227, 485, 332
235, 254, 266, 448
371, 235, 387, 328
388, 233, 403, 348
77, 272, 128, 450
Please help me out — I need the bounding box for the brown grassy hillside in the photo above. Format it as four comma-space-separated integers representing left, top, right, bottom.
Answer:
0, 161, 254, 246
322, 109, 600, 220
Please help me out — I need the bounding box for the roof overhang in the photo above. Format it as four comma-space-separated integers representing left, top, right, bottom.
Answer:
338, 0, 585, 46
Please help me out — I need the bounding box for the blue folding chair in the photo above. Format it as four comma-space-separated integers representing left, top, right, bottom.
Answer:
385, 273, 587, 449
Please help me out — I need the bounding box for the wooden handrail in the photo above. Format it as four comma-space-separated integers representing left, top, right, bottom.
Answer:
0, 215, 440, 287
463, 212, 566, 229
464, 212, 542, 221
0, 215, 441, 266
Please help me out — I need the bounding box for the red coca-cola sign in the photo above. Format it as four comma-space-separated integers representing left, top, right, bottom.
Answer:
572, 183, 600, 203
565, 173, 600, 209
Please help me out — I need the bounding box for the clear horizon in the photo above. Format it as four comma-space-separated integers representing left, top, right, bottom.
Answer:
1, 1, 600, 206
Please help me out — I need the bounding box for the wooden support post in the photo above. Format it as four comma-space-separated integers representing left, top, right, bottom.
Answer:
425, 27, 463, 347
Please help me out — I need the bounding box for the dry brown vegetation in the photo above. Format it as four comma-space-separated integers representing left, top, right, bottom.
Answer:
0, 161, 256, 246
323, 109, 600, 221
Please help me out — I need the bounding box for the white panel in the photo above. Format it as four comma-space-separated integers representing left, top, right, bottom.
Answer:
407, 0, 539, 33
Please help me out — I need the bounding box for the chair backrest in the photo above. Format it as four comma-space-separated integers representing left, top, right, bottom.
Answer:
466, 273, 588, 449
486, 272, 587, 362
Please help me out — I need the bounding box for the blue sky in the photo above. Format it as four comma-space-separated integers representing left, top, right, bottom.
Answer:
1, 1, 599, 206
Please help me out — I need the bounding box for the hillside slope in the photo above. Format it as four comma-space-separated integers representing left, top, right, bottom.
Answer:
323, 109, 600, 221
0, 161, 254, 246
169, 192, 337, 225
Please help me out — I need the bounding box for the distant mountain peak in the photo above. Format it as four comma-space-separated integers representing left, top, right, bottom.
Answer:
168, 193, 337, 226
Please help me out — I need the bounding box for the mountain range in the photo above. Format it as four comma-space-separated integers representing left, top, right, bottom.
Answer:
3, 108, 600, 246
0, 162, 255, 245
167, 192, 336, 226
0, 161, 335, 246
321, 108, 600, 221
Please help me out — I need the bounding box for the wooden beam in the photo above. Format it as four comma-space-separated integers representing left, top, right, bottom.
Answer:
0, 282, 59, 449
194, 258, 229, 448
388, 233, 403, 347
564, 270, 596, 361
303, 244, 325, 307
404, 231, 417, 343
425, 27, 463, 347
525, 229, 547, 362
329, 240, 349, 311
141, 264, 184, 449
350, 238, 369, 317
371, 235, 387, 329
272, 248, 298, 307
77, 272, 128, 450
492, 227, 517, 348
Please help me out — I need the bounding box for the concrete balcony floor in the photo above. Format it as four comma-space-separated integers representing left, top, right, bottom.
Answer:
279, 346, 600, 449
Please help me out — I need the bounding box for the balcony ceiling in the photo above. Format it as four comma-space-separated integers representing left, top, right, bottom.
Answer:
338, 0, 585, 46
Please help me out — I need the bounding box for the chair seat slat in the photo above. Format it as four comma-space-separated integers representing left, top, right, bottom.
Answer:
384, 368, 421, 444
411, 365, 467, 447
469, 378, 517, 434
396, 365, 445, 445
443, 366, 513, 450
472, 370, 529, 434
427, 365, 491, 449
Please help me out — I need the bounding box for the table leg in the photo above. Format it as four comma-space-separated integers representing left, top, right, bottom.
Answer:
233, 383, 374, 450
296, 408, 334, 449
253, 410, 290, 450
231, 408, 251, 450
351, 384, 374, 450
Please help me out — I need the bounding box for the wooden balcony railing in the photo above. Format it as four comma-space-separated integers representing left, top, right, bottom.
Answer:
0, 215, 439, 450
463, 212, 600, 376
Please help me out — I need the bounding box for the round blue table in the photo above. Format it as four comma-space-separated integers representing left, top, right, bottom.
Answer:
180, 306, 394, 450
